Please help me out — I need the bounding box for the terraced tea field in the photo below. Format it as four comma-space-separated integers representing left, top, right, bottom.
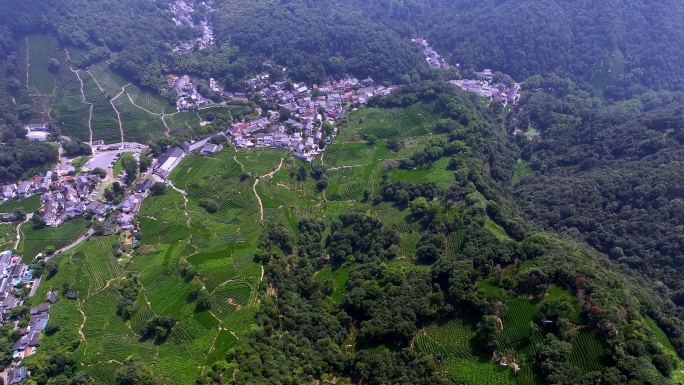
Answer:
19, 218, 90, 262
569, 330, 606, 373
6, 35, 236, 144
336, 102, 441, 142
26, 91, 625, 385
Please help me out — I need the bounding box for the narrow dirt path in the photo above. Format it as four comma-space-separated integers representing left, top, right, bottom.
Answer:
110, 86, 130, 143
261, 157, 284, 179
168, 181, 191, 228
326, 162, 373, 172
252, 157, 284, 224
253, 178, 264, 223
14, 216, 29, 250
124, 89, 171, 136
14, 224, 21, 250
81, 359, 123, 367
205, 327, 223, 360
161, 114, 171, 137
66, 50, 94, 144
77, 300, 87, 342
233, 145, 245, 171
24, 37, 30, 90
86, 71, 128, 142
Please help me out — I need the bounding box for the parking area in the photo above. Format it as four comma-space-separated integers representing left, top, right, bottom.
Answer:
85, 151, 121, 170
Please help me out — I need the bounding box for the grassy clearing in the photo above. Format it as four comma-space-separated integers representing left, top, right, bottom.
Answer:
112, 152, 133, 178
0, 224, 17, 250
236, 148, 287, 176
0, 195, 42, 213
590, 48, 625, 90
165, 112, 201, 136
511, 159, 533, 185
546, 285, 583, 324
415, 317, 527, 384
88, 62, 129, 97
125, 83, 173, 114
20, 218, 90, 262
644, 316, 677, 354
314, 265, 350, 303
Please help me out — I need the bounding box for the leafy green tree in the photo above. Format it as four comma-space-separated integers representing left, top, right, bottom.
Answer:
475, 315, 500, 354
138, 156, 152, 172
45, 258, 59, 276
199, 198, 217, 213
316, 177, 329, 192
122, 156, 138, 182
409, 197, 428, 216
195, 290, 212, 312
115, 360, 157, 385
91, 167, 107, 178
150, 182, 166, 196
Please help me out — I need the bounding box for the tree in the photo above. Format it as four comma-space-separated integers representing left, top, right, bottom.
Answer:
47, 58, 61, 72
45, 258, 59, 276
199, 198, 217, 213
122, 156, 139, 182
63, 141, 92, 157
195, 290, 212, 312
150, 182, 166, 196
296, 166, 307, 181
321, 121, 334, 136
45, 245, 56, 254
138, 156, 153, 172
311, 164, 326, 179
141, 316, 175, 343
387, 138, 404, 152
476, 315, 500, 354
115, 360, 157, 385
409, 197, 428, 216
31, 214, 45, 229
17, 104, 34, 120
45, 323, 60, 335
91, 167, 107, 178
316, 177, 329, 192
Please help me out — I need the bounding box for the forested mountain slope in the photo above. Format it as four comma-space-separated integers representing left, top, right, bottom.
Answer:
2, 0, 684, 95
329, 0, 684, 96
510, 78, 684, 353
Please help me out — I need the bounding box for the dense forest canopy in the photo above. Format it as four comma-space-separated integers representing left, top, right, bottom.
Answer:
510, 78, 684, 336
2, 0, 684, 384
1, 0, 684, 95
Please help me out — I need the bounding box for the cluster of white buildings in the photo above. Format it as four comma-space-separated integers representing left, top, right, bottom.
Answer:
450, 68, 521, 105
0, 250, 54, 380
231, 75, 395, 161
168, 75, 209, 111
412, 38, 452, 70
170, 0, 215, 52
24, 123, 50, 142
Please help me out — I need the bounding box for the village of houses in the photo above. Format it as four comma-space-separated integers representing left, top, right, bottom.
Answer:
0, 33, 523, 382
0, 247, 63, 384
4, 37, 524, 232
